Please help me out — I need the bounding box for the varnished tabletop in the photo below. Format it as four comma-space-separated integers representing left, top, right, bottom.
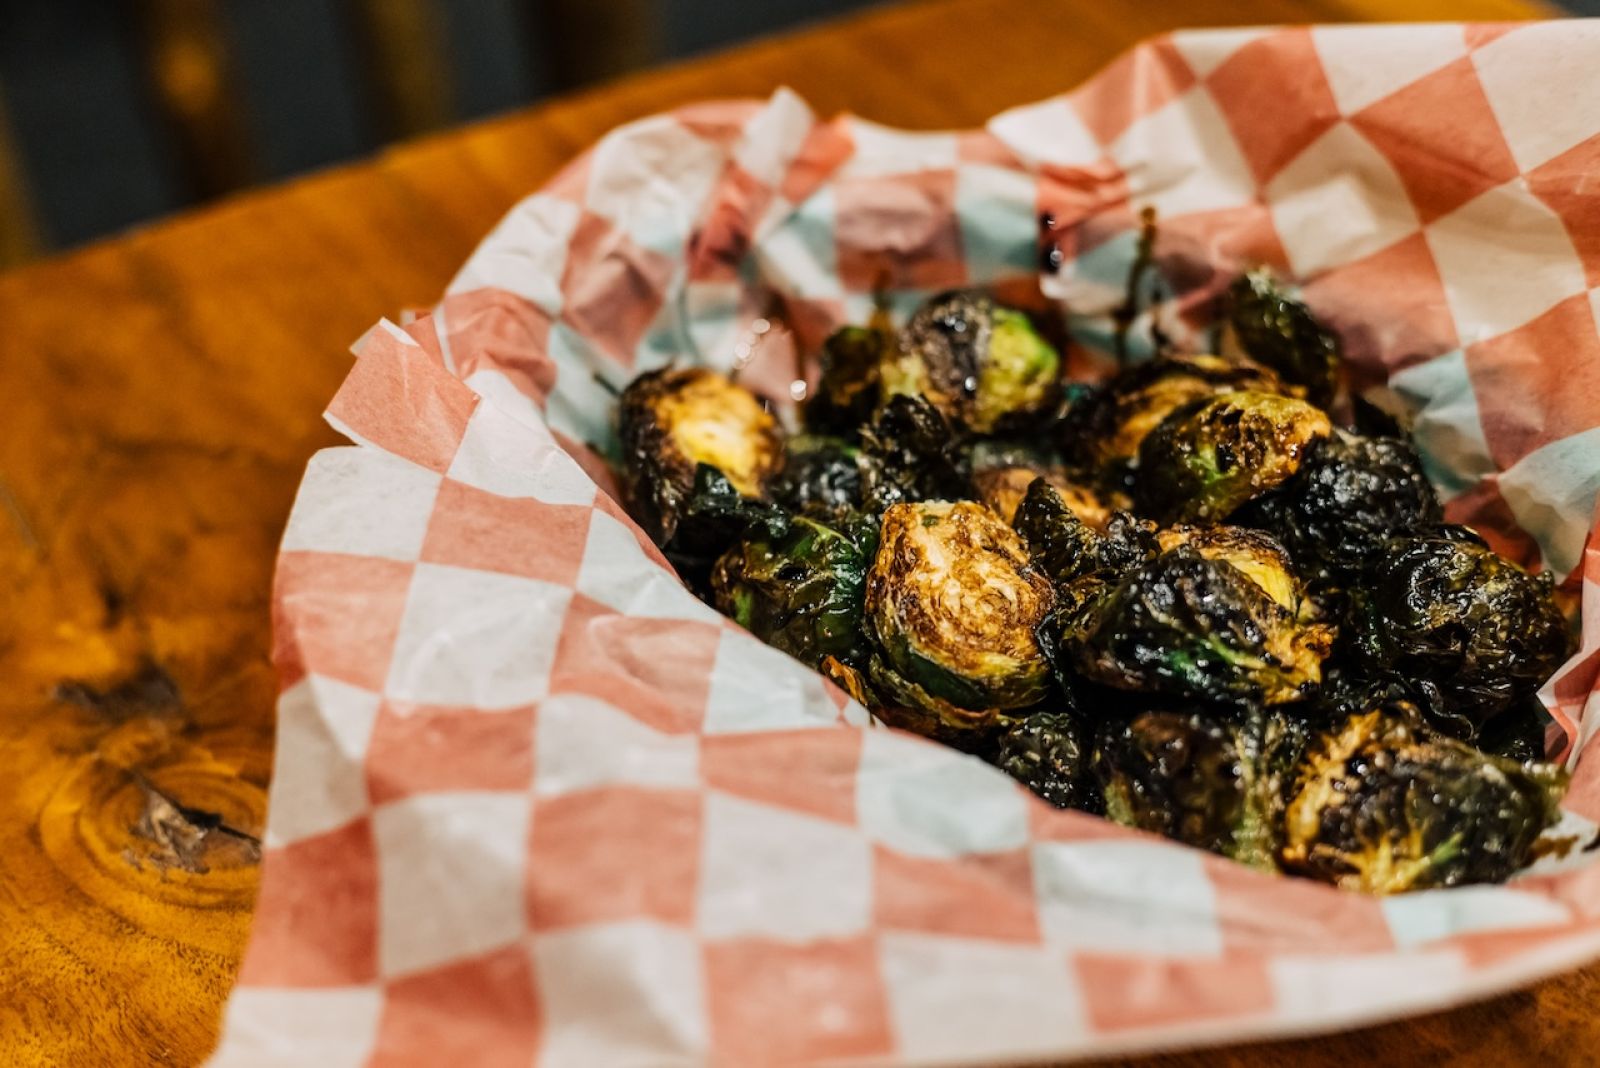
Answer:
2, 0, 1591, 1064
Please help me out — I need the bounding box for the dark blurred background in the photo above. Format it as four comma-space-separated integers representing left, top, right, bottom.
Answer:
0, 0, 880, 267
2, 1, 1595, 269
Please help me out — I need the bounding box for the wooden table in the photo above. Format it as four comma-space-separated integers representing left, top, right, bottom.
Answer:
1, 0, 1591, 1064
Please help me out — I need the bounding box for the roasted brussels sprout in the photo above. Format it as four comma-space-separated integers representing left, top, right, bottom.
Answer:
712, 513, 876, 670
1134, 390, 1332, 524
1236, 430, 1440, 583
1282, 707, 1567, 893
619, 366, 784, 544
1351, 530, 1571, 738
769, 435, 864, 523
998, 711, 1101, 812
1062, 543, 1334, 707
881, 290, 1061, 433
1097, 707, 1307, 871
1222, 268, 1342, 406
865, 501, 1055, 720
857, 394, 970, 514
1059, 352, 1290, 472
803, 325, 891, 434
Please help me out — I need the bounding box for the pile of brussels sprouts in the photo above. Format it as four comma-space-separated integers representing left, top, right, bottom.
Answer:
616, 274, 1574, 894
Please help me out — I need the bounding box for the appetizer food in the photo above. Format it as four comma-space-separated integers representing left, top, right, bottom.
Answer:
614, 274, 1574, 893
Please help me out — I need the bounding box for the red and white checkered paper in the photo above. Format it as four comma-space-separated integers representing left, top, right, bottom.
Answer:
216, 22, 1600, 1067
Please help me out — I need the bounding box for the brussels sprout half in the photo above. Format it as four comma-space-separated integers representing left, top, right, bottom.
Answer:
1222, 268, 1342, 406
1062, 544, 1334, 707
1236, 430, 1441, 584
712, 513, 877, 671
1097, 706, 1309, 871
619, 367, 784, 544
1352, 530, 1572, 738
882, 291, 1061, 433
1059, 352, 1291, 472
865, 501, 1055, 718
1135, 390, 1333, 524
1282, 707, 1567, 893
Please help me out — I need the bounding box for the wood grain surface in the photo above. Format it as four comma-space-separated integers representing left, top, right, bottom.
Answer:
0, 0, 1587, 1064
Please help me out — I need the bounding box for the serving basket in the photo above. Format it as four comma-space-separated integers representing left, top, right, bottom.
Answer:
215, 21, 1600, 1066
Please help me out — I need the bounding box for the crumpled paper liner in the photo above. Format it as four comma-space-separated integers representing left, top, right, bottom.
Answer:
214, 21, 1600, 1068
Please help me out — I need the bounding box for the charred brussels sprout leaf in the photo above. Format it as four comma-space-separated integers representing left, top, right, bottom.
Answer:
1223, 268, 1342, 406
1353, 531, 1571, 737
619, 366, 783, 544
820, 654, 878, 707
998, 711, 1102, 812
1135, 390, 1332, 524
865, 501, 1055, 721
1064, 545, 1334, 707
882, 290, 1061, 433
1097, 707, 1307, 871
857, 394, 970, 514
769, 435, 863, 522
803, 325, 891, 434
1476, 697, 1552, 764
975, 465, 1113, 528
967, 438, 1114, 528
1237, 431, 1441, 583
665, 464, 791, 594
712, 514, 875, 670
1059, 352, 1291, 472
1013, 479, 1157, 589
1283, 707, 1567, 893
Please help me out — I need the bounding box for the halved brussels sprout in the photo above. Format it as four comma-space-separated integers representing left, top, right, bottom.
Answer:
1059, 352, 1290, 471
1237, 430, 1440, 583
1352, 530, 1571, 738
1061, 544, 1334, 707
857, 394, 970, 514
865, 501, 1055, 717
998, 711, 1101, 812
1134, 390, 1332, 523
882, 290, 1061, 433
803, 325, 891, 435
769, 435, 863, 523
1097, 707, 1308, 871
1282, 706, 1567, 893
619, 366, 784, 544
1156, 525, 1303, 614
1222, 268, 1342, 406
712, 513, 876, 671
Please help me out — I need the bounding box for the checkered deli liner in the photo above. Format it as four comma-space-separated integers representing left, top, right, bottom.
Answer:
215, 22, 1600, 1067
